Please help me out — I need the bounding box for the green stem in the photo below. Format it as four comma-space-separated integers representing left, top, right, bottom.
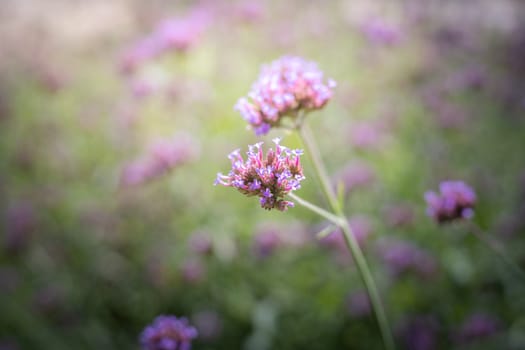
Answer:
288, 193, 343, 226
296, 122, 396, 350
467, 222, 525, 281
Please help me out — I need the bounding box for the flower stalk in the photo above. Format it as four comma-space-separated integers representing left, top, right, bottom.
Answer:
295, 119, 396, 350
466, 221, 525, 281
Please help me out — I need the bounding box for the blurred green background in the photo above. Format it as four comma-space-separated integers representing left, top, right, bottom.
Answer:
1, 0, 525, 349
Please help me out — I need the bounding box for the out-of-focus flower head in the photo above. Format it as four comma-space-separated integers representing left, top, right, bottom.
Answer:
235, 56, 336, 135
359, 17, 402, 46
425, 181, 476, 224
180, 259, 205, 284
349, 120, 389, 150
121, 134, 199, 187
398, 316, 439, 350
253, 227, 281, 258
252, 221, 309, 258
376, 239, 437, 278
235, 1, 264, 23
192, 310, 222, 341
456, 313, 499, 343
384, 204, 414, 228
346, 290, 371, 318
140, 315, 198, 350
188, 231, 213, 256
119, 10, 211, 75
5, 201, 36, 254
333, 162, 375, 194
215, 139, 305, 211
321, 215, 373, 251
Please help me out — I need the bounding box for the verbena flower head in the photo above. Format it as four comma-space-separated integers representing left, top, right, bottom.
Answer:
425, 180, 476, 223
235, 56, 336, 135
457, 313, 499, 343
140, 315, 198, 350
215, 138, 305, 211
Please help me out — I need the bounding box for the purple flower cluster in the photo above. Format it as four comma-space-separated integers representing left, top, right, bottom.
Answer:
425, 181, 476, 223
215, 139, 305, 211
140, 315, 198, 350
119, 10, 211, 75
359, 17, 402, 46
121, 134, 198, 187
377, 239, 437, 278
235, 56, 336, 135
399, 316, 439, 350
457, 313, 499, 343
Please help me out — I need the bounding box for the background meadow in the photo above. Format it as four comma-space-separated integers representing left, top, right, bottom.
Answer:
1, 0, 525, 349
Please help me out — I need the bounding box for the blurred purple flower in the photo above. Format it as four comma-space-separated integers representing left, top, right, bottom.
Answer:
130, 79, 155, 99
235, 1, 264, 23
349, 120, 388, 150
253, 227, 282, 258
346, 290, 371, 318
180, 259, 205, 284
384, 204, 414, 228
188, 231, 213, 256
425, 181, 476, 224
359, 17, 402, 46
121, 134, 199, 187
119, 37, 161, 75
235, 56, 336, 135
320, 216, 373, 265
377, 239, 437, 278
399, 316, 439, 350
215, 139, 305, 211
252, 221, 309, 258
333, 162, 375, 194
456, 313, 499, 343
119, 10, 210, 75
0, 339, 19, 350
192, 311, 222, 340
140, 315, 198, 350
5, 201, 36, 254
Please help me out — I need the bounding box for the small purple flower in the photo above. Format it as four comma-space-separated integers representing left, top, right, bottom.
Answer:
215, 139, 305, 211
377, 239, 437, 278
192, 311, 222, 341
346, 290, 371, 318
456, 313, 499, 343
188, 231, 213, 255
398, 316, 439, 350
140, 315, 198, 350
425, 180, 476, 224
333, 162, 375, 194
235, 56, 336, 135
5, 201, 36, 254
120, 134, 199, 187
253, 228, 282, 258
359, 17, 402, 46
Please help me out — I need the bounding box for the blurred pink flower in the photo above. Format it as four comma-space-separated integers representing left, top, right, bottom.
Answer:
384, 204, 414, 228
376, 239, 438, 278
118, 10, 211, 75
456, 313, 499, 343
359, 17, 403, 46
188, 231, 213, 256
346, 290, 371, 318
120, 134, 199, 187
349, 120, 388, 150
5, 201, 36, 254
320, 216, 373, 266
180, 259, 205, 284
192, 310, 223, 340
333, 162, 376, 194
235, 1, 264, 23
